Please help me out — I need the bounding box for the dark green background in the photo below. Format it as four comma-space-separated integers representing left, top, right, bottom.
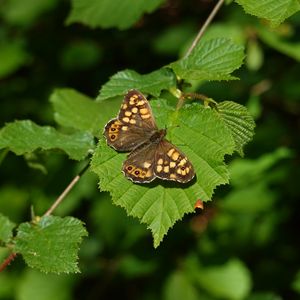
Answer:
0, 0, 300, 299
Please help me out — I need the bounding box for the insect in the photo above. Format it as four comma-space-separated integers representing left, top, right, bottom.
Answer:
103, 90, 195, 183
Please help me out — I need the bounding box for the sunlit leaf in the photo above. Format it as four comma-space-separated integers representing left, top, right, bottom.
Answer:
0, 120, 94, 160
170, 38, 244, 81
15, 216, 88, 273
0, 214, 15, 243
97, 68, 176, 101
91, 99, 236, 247
235, 0, 300, 27
67, 0, 165, 29
216, 101, 255, 156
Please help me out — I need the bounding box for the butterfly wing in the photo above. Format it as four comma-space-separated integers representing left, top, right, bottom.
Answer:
122, 142, 157, 183
104, 90, 158, 151
154, 140, 195, 183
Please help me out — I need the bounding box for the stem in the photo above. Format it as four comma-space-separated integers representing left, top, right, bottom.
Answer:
43, 162, 90, 217
0, 252, 17, 272
184, 0, 225, 57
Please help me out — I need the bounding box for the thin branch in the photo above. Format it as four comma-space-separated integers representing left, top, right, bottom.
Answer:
184, 0, 225, 57
0, 252, 17, 272
43, 162, 90, 217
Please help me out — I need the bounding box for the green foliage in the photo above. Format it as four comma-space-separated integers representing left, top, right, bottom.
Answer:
164, 271, 199, 300
216, 101, 256, 156
0, 120, 94, 160
292, 270, 300, 294
170, 38, 244, 81
0, 0, 58, 26
0, 0, 299, 298
0, 214, 15, 243
67, 0, 165, 29
195, 259, 252, 300
91, 100, 236, 247
0, 41, 30, 78
257, 26, 300, 62
16, 269, 74, 300
97, 68, 177, 101
50, 88, 119, 137
15, 216, 88, 273
235, 0, 300, 27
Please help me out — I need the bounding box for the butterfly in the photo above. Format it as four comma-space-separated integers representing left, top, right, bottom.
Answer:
103, 90, 195, 184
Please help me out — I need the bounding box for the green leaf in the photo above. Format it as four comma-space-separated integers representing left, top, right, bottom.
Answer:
196, 259, 252, 300
246, 39, 264, 71
1, 0, 58, 27
235, 0, 300, 27
16, 269, 74, 300
0, 120, 94, 160
163, 271, 199, 300
229, 147, 293, 187
0, 214, 15, 243
292, 270, 300, 294
257, 26, 300, 62
170, 38, 245, 82
118, 255, 157, 278
50, 88, 121, 137
15, 216, 88, 273
97, 68, 176, 101
216, 101, 256, 156
66, 0, 165, 29
91, 99, 235, 247
0, 42, 30, 78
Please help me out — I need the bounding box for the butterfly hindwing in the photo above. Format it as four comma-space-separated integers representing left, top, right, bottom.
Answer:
154, 140, 195, 183
122, 142, 157, 183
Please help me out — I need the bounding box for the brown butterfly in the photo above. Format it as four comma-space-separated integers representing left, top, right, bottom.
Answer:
103, 90, 195, 183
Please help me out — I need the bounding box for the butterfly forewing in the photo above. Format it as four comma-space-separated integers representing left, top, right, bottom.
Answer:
104, 90, 157, 151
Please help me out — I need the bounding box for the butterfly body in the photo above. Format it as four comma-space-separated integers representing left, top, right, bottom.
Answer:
103, 90, 195, 184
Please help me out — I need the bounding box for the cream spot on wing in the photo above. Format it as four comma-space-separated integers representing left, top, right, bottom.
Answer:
170, 174, 176, 179
122, 104, 128, 109
136, 100, 145, 106
124, 111, 132, 117
141, 114, 151, 119
178, 158, 187, 166
186, 167, 190, 174
163, 166, 169, 173
131, 107, 138, 113
121, 126, 128, 131
167, 148, 175, 157
122, 117, 130, 123
170, 162, 176, 168
143, 162, 152, 168
177, 169, 182, 174
157, 158, 163, 165
145, 169, 153, 177
129, 119, 136, 124
140, 108, 148, 114
129, 99, 135, 105
156, 165, 163, 172
172, 152, 180, 161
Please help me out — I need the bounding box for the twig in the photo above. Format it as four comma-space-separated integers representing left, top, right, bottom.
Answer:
0, 252, 17, 272
43, 162, 90, 217
184, 0, 225, 57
